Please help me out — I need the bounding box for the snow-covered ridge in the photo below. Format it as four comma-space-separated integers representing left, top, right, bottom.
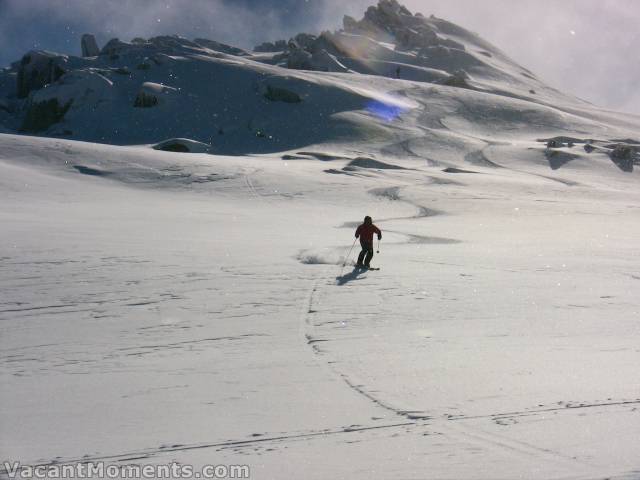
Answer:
0, 0, 638, 170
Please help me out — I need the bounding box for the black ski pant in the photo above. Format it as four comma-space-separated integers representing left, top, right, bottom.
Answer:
357, 239, 374, 266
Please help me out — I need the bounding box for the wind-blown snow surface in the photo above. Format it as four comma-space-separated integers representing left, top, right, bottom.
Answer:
1, 127, 640, 479
2, 1, 640, 478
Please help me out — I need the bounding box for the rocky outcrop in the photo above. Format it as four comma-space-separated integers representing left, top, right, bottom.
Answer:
193, 38, 249, 56
148, 36, 201, 50
99, 38, 131, 59
16, 51, 68, 98
342, 0, 465, 53
396, 27, 438, 50
133, 82, 178, 108
442, 70, 471, 89
263, 85, 302, 103
292, 33, 317, 52
81, 34, 100, 57
286, 44, 314, 70
362, 0, 414, 33
152, 138, 212, 153
19, 69, 113, 132
310, 50, 349, 73
134, 90, 158, 108
20, 98, 72, 132
343, 15, 359, 32
267, 0, 468, 75
609, 143, 637, 172
254, 40, 288, 53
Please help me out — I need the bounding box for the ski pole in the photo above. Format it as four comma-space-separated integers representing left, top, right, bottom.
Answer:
377, 238, 380, 254
343, 238, 357, 267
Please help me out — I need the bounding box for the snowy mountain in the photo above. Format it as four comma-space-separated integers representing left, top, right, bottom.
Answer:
1, 1, 640, 479
0, 0, 638, 167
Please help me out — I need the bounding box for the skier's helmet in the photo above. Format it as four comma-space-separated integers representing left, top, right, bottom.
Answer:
364, 216, 372, 225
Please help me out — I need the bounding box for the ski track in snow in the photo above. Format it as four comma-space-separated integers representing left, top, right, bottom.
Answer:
300, 270, 640, 473
2, 138, 640, 479
294, 170, 640, 475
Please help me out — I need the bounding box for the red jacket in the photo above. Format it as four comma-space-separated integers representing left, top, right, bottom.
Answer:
355, 223, 381, 243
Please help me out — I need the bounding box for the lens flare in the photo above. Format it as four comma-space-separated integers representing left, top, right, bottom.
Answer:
365, 99, 407, 122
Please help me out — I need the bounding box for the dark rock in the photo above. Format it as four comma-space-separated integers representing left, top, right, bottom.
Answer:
133, 82, 177, 108
194, 38, 249, 56
16, 51, 67, 98
343, 15, 358, 32
134, 91, 158, 108
309, 32, 344, 56
20, 98, 72, 132
149, 36, 200, 50
81, 34, 100, 57
73, 165, 111, 176
263, 85, 301, 103
442, 70, 471, 88
152, 138, 211, 153
287, 48, 313, 70
396, 26, 438, 49
341, 0, 468, 57
609, 144, 636, 172
99, 38, 131, 58
293, 33, 317, 51
254, 40, 287, 52
254, 42, 276, 52
157, 142, 190, 152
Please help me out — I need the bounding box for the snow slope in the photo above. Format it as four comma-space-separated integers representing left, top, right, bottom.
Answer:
2, 130, 640, 478
1, 1, 640, 478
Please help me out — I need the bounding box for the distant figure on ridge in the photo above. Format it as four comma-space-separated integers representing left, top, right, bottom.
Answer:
355, 216, 382, 268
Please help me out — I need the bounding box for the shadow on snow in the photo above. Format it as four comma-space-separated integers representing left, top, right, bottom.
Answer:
335, 267, 368, 286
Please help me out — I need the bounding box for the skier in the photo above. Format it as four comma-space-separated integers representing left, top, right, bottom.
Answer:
355, 216, 382, 268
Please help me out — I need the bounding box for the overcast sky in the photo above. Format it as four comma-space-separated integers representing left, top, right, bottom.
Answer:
1, 0, 638, 115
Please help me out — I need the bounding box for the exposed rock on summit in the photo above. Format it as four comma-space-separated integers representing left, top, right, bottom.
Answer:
81, 34, 100, 57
